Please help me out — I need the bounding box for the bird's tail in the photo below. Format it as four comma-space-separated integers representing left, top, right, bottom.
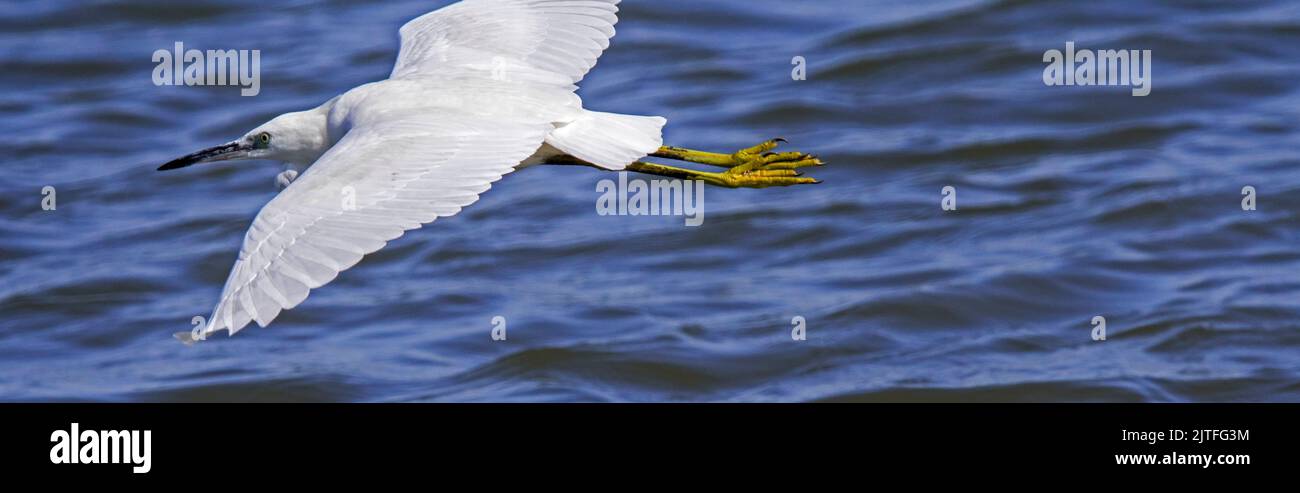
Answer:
545, 110, 666, 170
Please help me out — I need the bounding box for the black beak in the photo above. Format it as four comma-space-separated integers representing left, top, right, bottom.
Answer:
157, 141, 248, 171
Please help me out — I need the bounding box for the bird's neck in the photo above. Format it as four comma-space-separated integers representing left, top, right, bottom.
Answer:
285, 102, 336, 166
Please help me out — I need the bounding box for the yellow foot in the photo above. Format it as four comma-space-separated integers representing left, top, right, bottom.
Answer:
710, 138, 824, 188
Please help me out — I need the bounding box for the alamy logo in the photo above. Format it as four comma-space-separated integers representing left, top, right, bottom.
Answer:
597, 172, 704, 226
1043, 42, 1151, 96
49, 423, 151, 473
152, 42, 261, 96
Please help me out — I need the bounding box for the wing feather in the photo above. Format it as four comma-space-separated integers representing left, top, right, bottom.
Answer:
390, 0, 621, 85
198, 115, 549, 338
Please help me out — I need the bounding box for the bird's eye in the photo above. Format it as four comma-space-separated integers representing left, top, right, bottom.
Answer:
256, 132, 272, 146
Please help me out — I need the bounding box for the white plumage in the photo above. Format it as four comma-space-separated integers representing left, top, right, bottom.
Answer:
188, 0, 666, 340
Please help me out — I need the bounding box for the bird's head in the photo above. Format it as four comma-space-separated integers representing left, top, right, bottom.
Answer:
158, 109, 329, 171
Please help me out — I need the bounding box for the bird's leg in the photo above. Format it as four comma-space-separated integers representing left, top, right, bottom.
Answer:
654, 139, 823, 169
546, 139, 824, 189
648, 138, 824, 188
622, 160, 820, 189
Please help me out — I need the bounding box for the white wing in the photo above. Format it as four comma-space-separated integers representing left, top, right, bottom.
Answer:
198, 115, 549, 338
390, 0, 621, 85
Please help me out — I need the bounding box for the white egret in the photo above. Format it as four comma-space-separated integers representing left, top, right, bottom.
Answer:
159, 0, 824, 343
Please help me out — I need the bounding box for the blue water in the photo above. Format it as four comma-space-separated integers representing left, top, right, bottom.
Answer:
1, 0, 1298, 402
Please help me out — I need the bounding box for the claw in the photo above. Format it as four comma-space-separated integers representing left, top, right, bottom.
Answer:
763, 157, 823, 170
712, 139, 827, 187
736, 138, 785, 157
727, 175, 821, 188
760, 151, 808, 164
748, 169, 800, 177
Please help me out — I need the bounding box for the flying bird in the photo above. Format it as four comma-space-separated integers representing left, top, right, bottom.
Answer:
159, 0, 824, 343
